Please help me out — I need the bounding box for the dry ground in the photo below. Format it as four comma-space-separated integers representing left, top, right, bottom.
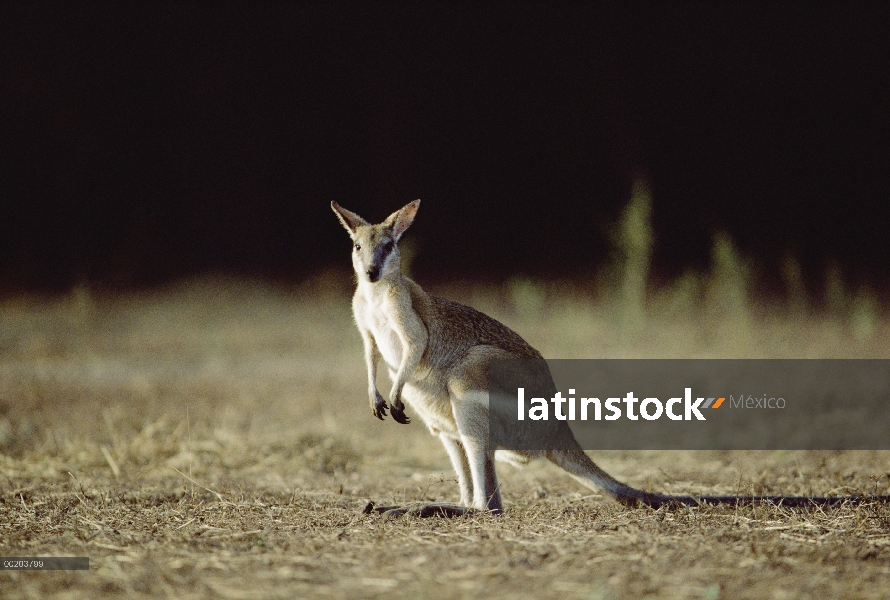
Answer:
2, 275, 890, 599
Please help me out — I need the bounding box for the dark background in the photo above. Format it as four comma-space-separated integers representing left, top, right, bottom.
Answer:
2, 4, 888, 296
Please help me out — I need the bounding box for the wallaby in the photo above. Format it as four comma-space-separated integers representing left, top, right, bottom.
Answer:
332, 200, 887, 515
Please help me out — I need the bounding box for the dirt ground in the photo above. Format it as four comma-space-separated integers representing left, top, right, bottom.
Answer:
2, 276, 889, 599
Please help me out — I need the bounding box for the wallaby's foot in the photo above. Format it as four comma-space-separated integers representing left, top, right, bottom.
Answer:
471, 496, 504, 515
390, 399, 411, 424
371, 391, 388, 420
361, 501, 478, 518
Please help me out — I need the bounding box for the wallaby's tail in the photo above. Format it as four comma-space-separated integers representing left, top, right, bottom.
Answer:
547, 449, 890, 508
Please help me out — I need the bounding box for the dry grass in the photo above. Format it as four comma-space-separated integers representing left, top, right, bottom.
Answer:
2, 275, 890, 599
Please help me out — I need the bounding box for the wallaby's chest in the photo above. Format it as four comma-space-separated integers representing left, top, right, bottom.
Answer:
356, 295, 404, 371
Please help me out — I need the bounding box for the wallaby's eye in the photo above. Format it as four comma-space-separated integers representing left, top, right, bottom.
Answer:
354, 244, 361, 251
384, 240, 394, 251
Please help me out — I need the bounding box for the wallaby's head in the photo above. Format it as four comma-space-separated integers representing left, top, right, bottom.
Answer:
331, 200, 420, 283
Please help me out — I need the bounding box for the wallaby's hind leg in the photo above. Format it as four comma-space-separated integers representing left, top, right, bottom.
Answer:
482, 447, 502, 513
450, 389, 503, 513
439, 434, 473, 506
459, 434, 502, 513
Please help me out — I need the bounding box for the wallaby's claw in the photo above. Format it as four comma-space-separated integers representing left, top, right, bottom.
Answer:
371, 392, 388, 420
391, 406, 411, 424
391, 398, 411, 424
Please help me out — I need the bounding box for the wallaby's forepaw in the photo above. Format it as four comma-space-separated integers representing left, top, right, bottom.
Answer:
391, 406, 411, 424
390, 398, 411, 424
371, 391, 388, 420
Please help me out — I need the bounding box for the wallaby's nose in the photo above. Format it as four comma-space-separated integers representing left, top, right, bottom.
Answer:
366, 266, 380, 282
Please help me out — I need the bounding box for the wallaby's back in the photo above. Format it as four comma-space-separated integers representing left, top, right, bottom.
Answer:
406, 278, 543, 366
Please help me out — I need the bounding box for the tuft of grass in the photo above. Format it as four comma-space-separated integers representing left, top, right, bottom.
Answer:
508, 276, 546, 321
781, 254, 807, 316
611, 178, 653, 340
851, 287, 878, 342
824, 260, 848, 317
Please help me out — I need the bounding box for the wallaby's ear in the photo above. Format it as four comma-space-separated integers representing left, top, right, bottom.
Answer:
331, 202, 369, 236
384, 199, 421, 241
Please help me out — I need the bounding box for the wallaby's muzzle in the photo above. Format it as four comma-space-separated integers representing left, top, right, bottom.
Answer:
366, 266, 381, 282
